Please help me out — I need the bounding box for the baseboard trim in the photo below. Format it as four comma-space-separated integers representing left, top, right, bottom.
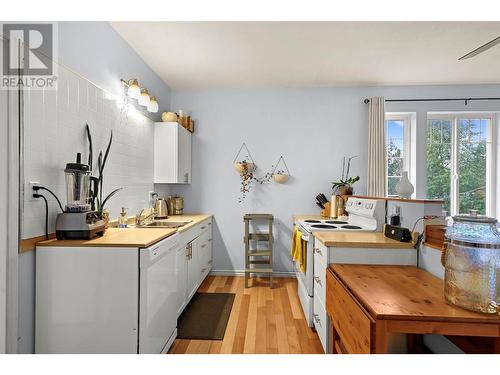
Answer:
209, 270, 296, 278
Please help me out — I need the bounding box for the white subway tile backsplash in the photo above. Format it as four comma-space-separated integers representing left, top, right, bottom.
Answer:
23, 64, 155, 239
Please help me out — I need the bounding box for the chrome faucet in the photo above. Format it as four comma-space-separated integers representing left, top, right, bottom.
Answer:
136, 207, 156, 226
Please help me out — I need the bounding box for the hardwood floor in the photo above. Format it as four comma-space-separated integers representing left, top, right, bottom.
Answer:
169, 276, 324, 354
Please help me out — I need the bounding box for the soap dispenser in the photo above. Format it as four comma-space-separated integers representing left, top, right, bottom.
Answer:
118, 207, 128, 228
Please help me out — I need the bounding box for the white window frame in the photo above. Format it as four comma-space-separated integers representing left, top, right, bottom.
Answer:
427, 112, 496, 217
385, 113, 412, 197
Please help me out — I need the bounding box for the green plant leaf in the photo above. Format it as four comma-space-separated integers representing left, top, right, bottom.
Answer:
101, 187, 123, 209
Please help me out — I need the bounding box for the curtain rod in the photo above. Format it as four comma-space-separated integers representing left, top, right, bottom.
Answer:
363, 97, 500, 105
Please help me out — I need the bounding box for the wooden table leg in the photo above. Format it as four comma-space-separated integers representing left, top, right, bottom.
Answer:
494, 337, 500, 354
374, 321, 388, 354
329, 319, 339, 354
407, 334, 424, 353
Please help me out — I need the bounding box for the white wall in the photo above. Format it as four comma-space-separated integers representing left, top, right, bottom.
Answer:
168, 84, 500, 274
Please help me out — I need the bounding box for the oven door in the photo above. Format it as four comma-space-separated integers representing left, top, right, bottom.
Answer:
294, 225, 314, 326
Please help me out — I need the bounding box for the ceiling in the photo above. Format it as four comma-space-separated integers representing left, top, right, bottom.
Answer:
111, 22, 500, 89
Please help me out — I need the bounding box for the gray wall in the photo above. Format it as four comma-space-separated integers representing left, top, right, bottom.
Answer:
169, 84, 500, 274
58, 22, 171, 116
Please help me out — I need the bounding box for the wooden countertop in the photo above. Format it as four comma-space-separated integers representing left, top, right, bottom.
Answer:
330, 264, 500, 323
314, 231, 415, 248
37, 214, 212, 248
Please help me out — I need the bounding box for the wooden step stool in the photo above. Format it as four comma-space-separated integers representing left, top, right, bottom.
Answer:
244, 214, 274, 288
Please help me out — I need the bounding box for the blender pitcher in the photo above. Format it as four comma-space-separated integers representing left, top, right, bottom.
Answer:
64, 153, 92, 212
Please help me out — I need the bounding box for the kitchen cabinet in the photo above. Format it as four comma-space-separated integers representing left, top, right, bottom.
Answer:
186, 237, 201, 301
36, 234, 180, 354
176, 218, 213, 316
36, 215, 213, 354
175, 245, 188, 316
154, 122, 192, 184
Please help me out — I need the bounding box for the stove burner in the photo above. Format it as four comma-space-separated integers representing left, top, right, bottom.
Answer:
341, 225, 362, 230
311, 224, 337, 229
325, 220, 348, 225
304, 220, 321, 223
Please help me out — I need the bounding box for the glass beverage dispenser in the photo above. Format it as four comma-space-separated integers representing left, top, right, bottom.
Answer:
443, 210, 500, 314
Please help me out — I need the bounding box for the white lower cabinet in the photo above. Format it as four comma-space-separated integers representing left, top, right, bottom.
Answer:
186, 236, 201, 301
313, 242, 329, 353
313, 291, 328, 353
36, 217, 213, 354
177, 218, 213, 316
175, 245, 188, 316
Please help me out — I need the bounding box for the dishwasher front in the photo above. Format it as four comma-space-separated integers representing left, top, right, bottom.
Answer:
139, 233, 180, 353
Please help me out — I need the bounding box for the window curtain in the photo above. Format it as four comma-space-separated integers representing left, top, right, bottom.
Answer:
367, 97, 387, 197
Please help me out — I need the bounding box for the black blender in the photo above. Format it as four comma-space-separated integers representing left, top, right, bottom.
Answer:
55, 153, 105, 239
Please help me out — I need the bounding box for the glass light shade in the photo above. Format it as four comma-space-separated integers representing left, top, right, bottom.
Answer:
139, 88, 150, 106
147, 96, 159, 113
127, 79, 141, 99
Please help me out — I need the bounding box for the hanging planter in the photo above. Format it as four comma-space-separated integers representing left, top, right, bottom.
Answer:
233, 142, 258, 202
234, 161, 255, 174
233, 142, 256, 175
271, 155, 291, 184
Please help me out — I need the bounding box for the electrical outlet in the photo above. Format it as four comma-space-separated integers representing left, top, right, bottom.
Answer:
149, 191, 158, 205
29, 181, 41, 201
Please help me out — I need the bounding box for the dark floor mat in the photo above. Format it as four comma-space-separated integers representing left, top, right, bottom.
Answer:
177, 293, 235, 340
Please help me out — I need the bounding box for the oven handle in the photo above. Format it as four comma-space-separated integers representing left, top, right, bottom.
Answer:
299, 229, 311, 242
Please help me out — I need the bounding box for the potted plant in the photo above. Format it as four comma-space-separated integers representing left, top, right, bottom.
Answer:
234, 159, 255, 174
332, 156, 359, 195
86, 124, 123, 221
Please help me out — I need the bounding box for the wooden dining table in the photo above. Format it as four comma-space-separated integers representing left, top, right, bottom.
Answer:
326, 264, 500, 354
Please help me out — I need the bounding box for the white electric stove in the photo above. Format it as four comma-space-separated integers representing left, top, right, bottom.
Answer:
294, 197, 386, 327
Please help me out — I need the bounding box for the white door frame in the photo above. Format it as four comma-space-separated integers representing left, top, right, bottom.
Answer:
0, 34, 20, 354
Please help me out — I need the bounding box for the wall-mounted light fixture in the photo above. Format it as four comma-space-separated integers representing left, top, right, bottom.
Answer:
147, 96, 159, 113
139, 88, 151, 107
120, 78, 159, 113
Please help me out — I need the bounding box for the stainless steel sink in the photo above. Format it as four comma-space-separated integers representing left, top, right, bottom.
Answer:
136, 220, 192, 229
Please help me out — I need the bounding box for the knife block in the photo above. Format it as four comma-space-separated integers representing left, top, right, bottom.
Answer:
320, 202, 331, 218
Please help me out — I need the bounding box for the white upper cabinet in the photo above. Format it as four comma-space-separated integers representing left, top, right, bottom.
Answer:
154, 122, 192, 184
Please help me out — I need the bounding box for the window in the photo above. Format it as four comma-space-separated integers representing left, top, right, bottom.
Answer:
426, 114, 493, 216
386, 114, 411, 196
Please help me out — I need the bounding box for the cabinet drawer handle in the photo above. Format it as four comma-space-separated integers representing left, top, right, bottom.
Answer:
314, 276, 322, 286
201, 267, 206, 273
201, 244, 206, 248
208, 238, 212, 242
201, 226, 206, 230
208, 222, 212, 226
208, 260, 213, 265
313, 314, 322, 327
314, 248, 322, 255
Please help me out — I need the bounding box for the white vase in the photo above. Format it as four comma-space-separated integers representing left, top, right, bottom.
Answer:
395, 171, 414, 199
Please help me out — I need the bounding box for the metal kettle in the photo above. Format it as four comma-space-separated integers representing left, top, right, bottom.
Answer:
154, 198, 169, 219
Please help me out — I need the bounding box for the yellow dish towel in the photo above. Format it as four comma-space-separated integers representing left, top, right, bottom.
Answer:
291, 226, 306, 273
